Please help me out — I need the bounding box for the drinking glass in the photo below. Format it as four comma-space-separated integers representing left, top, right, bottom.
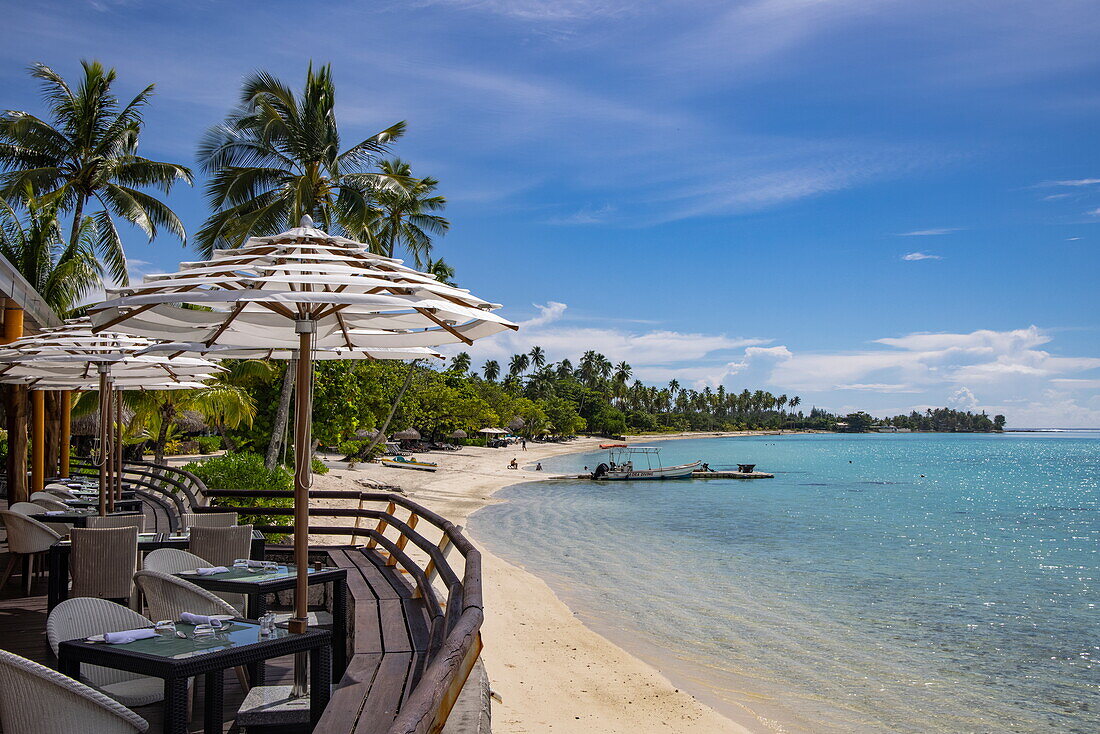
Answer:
232, 558, 248, 570
262, 561, 278, 574
154, 620, 176, 635
193, 623, 215, 639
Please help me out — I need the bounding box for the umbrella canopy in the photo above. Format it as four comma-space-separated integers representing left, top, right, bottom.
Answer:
478, 427, 508, 434
449, 429, 468, 439
392, 428, 421, 440
89, 217, 515, 693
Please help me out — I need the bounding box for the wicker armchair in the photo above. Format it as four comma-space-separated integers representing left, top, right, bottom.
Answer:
70, 527, 139, 602
188, 524, 252, 566
44, 486, 79, 499
87, 515, 146, 532
46, 598, 166, 708
30, 493, 71, 512
8, 501, 71, 535
133, 570, 238, 621
0, 649, 148, 734
180, 511, 238, 529
0, 510, 62, 595
143, 548, 246, 614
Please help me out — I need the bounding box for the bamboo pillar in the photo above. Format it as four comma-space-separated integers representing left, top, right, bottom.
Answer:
45, 391, 60, 481
31, 390, 44, 493
60, 391, 71, 478
3, 299, 27, 504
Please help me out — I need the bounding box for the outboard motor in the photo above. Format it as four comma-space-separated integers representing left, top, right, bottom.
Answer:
592, 463, 609, 479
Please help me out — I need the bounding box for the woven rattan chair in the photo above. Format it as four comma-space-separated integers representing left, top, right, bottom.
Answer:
70, 527, 139, 603
0, 649, 148, 734
46, 598, 165, 708
0, 510, 62, 595
133, 570, 237, 620
8, 501, 71, 535
180, 511, 238, 529
87, 515, 146, 532
188, 524, 252, 566
30, 493, 71, 512
143, 548, 246, 614
44, 486, 79, 499
132, 571, 249, 690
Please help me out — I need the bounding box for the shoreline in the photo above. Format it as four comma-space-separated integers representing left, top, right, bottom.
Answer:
305, 432, 776, 733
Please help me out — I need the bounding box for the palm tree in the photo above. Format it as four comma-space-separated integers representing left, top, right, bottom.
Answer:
196, 63, 407, 256
555, 358, 573, 379
0, 189, 110, 316
528, 346, 546, 370
482, 360, 500, 382
370, 158, 448, 267
508, 353, 529, 378
449, 352, 471, 375
0, 62, 191, 279
424, 256, 455, 286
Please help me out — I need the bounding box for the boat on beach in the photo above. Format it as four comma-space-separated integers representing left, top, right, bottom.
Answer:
381, 456, 439, 472
591, 445, 700, 480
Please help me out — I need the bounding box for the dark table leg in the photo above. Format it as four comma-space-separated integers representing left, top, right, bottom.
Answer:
310, 643, 332, 726
332, 578, 348, 680
56, 654, 78, 680
246, 592, 268, 686
203, 669, 224, 734
163, 677, 189, 734
47, 547, 63, 611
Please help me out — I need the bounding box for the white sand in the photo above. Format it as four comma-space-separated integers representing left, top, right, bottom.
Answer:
305, 435, 764, 734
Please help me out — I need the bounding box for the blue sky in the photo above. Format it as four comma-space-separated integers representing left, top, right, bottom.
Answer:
3, 0, 1099, 426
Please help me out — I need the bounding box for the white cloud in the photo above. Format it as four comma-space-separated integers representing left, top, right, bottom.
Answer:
1067, 236, 1082, 241
947, 386, 979, 410
898, 228, 959, 236
1044, 178, 1100, 187
411, 0, 634, 21
545, 204, 616, 225
1088, 208, 1100, 216
902, 252, 942, 261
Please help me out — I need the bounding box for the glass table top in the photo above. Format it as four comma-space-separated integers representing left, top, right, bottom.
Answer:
93, 621, 291, 659
178, 565, 331, 584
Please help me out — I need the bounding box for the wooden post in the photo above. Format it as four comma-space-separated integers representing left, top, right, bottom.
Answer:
114, 390, 123, 501
98, 370, 109, 516
60, 391, 71, 478
2, 299, 27, 504
31, 390, 44, 494
44, 391, 60, 481
366, 501, 396, 550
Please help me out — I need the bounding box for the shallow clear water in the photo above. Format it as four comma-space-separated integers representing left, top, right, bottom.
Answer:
471, 433, 1100, 733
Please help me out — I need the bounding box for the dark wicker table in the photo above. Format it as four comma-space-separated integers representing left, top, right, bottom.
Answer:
64, 497, 143, 513
175, 565, 348, 681
58, 620, 331, 734
47, 530, 268, 610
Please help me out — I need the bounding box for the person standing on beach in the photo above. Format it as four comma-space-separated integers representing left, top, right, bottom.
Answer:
521, 438, 527, 451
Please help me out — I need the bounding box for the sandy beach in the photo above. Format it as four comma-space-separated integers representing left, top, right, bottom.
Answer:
305, 435, 763, 734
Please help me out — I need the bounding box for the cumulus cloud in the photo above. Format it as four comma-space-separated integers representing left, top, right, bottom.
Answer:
902, 252, 942, 261
456, 301, 770, 368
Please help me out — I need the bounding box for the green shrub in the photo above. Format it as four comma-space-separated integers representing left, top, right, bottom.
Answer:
184, 452, 293, 541
195, 436, 222, 454
311, 456, 329, 475
336, 439, 365, 457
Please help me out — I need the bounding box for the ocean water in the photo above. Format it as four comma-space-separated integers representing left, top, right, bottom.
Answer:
470, 433, 1099, 733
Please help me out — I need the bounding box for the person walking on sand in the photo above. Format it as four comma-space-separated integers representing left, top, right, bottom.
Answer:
521, 438, 527, 451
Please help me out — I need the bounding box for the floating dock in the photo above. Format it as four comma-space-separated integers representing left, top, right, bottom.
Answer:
569, 470, 774, 479
690, 470, 773, 479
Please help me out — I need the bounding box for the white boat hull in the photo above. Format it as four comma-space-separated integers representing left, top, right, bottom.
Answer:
595, 460, 701, 480
381, 459, 438, 472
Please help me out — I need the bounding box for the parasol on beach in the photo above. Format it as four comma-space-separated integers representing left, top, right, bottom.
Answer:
449, 429, 468, 439
89, 216, 515, 697
391, 428, 421, 441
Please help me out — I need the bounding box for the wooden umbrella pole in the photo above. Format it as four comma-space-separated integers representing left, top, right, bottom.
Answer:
31, 390, 44, 493
98, 370, 108, 516
60, 391, 71, 478
291, 321, 315, 698
115, 388, 123, 500
105, 382, 115, 513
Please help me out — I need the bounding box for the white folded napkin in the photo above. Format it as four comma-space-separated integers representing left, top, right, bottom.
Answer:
103, 628, 156, 644
243, 559, 264, 568
180, 612, 223, 627
195, 566, 229, 576
44, 510, 66, 515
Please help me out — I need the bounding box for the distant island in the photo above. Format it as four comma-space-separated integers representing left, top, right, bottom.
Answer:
837, 408, 1006, 433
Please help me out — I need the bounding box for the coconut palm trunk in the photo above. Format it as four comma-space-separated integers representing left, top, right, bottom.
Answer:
265, 360, 296, 470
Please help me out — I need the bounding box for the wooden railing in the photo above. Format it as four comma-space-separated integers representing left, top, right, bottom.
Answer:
194, 489, 484, 734
68, 458, 208, 532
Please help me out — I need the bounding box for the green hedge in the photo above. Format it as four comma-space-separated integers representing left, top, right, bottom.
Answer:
184, 452, 293, 541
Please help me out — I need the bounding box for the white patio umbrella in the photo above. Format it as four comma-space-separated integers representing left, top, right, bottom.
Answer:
0, 321, 223, 510
89, 216, 515, 696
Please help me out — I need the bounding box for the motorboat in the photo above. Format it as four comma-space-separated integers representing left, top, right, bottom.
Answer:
381, 456, 439, 472
591, 445, 700, 480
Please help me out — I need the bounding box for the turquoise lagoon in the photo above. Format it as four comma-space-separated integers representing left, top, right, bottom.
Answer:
471, 432, 1099, 733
